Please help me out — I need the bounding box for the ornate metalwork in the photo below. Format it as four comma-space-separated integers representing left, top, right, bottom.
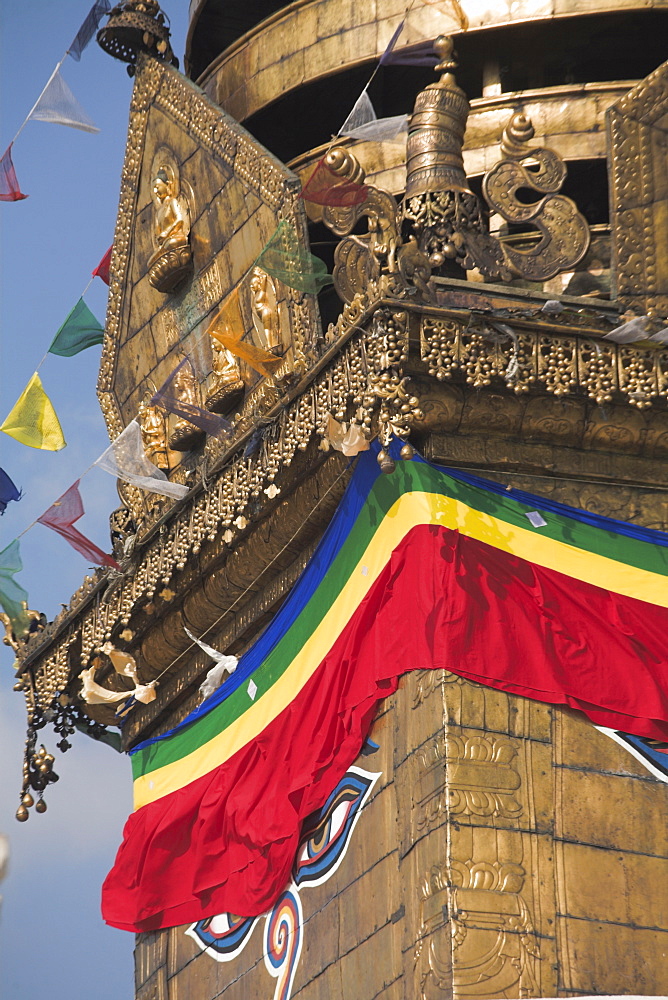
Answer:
319, 146, 433, 304
608, 59, 668, 320
97, 0, 177, 74
402, 37, 511, 282
421, 314, 668, 408
482, 112, 591, 281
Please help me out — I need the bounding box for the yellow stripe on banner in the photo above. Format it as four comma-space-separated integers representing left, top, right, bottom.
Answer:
133, 491, 667, 808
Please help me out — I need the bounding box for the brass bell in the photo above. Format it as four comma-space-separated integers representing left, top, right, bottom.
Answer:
15, 804, 29, 822
377, 450, 396, 475
35, 799, 47, 814
22, 792, 34, 807
400, 442, 415, 461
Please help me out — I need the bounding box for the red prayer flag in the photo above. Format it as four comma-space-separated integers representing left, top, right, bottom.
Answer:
93, 244, 112, 284
37, 480, 119, 569
300, 157, 368, 207
0, 144, 27, 202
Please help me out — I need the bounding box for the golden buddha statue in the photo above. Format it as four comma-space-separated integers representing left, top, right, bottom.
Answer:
147, 161, 193, 293
250, 267, 281, 353
206, 336, 245, 415
138, 396, 169, 470
167, 357, 206, 452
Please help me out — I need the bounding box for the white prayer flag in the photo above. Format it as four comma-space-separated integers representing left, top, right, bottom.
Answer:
339, 89, 407, 143
602, 316, 651, 344
94, 419, 189, 500
28, 67, 99, 133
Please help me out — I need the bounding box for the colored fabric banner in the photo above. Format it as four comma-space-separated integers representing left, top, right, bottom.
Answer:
254, 221, 333, 294
103, 445, 668, 933
300, 157, 368, 207
28, 67, 99, 133
0, 468, 22, 515
151, 357, 233, 438
0, 372, 66, 451
338, 90, 407, 144
68, 0, 111, 60
0, 145, 27, 202
37, 480, 119, 569
94, 419, 188, 500
93, 244, 112, 284
0, 539, 30, 634
207, 290, 284, 379
48, 297, 104, 357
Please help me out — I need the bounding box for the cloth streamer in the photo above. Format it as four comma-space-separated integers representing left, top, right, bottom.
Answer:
103, 445, 668, 933
0, 468, 22, 515
254, 220, 333, 294
94, 419, 188, 500
80, 645, 156, 707
207, 291, 284, 379
48, 297, 104, 357
68, 0, 111, 61
0, 539, 30, 634
150, 357, 233, 439
37, 480, 119, 569
0, 145, 27, 202
300, 157, 368, 207
338, 90, 407, 144
27, 67, 99, 133
93, 245, 112, 284
325, 414, 369, 456
0, 372, 66, 451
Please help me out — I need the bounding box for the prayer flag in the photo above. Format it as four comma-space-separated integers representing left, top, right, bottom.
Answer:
254, 221, 333, 294
0, 540, 30, 635
207, 290, 284, 379
37, 480, 119, 569
68, 0, 111, 61
0, 372, 66, 451
103, 445, 668, 933
94, 420, 189, 500
300, 156, 368, 207
379, 1, 468, 67
28, 67, 99, 133
150, 358, 233, 438
93, 244, 112, 284
0, 468, 22, 515
48, 297, 104, 357
0, 145, 27, 202
338, 90, 408, 143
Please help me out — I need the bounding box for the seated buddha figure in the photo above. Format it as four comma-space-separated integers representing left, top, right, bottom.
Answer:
147, 163, 193, 292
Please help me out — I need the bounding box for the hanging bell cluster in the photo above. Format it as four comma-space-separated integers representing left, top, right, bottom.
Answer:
97, 0, 178, 76
16, 743, 59, 822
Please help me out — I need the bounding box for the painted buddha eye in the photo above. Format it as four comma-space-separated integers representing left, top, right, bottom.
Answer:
188, 911, 258, 960
293, 766, 379, 888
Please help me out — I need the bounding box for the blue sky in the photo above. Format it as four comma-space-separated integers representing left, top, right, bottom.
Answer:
0, 4, 190, 997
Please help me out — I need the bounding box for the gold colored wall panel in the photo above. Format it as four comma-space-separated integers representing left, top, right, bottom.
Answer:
192, 0, 663, 123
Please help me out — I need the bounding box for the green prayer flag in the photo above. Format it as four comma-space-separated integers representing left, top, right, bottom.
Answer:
0, 539, 30, 635
48, 297, 104, 357
254, 220, 333, 294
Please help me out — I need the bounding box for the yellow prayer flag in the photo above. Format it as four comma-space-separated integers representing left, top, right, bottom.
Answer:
207, 289, 284, 379
0, 372, 66, 451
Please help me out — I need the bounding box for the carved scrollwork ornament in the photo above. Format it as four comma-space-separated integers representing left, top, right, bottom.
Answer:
320, 146, 433, 303
482, 112, 591, 281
